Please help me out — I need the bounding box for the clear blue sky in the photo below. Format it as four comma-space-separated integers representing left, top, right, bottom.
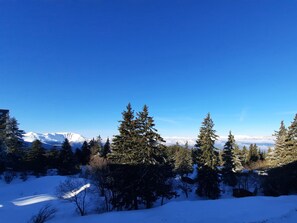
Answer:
1, 0, 297, 139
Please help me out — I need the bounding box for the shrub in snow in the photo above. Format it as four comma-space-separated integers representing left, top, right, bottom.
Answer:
27, 204, 57, 223
89, 156, 111, 212
56, 177, 90, 216
20, 171, 28, 181
3, 170, 15, 184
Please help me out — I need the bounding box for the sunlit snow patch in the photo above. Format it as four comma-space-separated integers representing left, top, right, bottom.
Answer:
12, 194, 57, 206
62, 183, 91, 199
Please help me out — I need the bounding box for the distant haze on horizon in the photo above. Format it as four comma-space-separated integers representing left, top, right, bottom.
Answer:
1, 1, 296, 139
23, 132, 275, 151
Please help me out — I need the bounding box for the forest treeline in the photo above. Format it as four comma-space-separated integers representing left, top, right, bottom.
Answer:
0, 104, 297, 211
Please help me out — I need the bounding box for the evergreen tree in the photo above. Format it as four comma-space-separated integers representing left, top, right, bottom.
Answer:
26, 140, 46, 175
241, 145, 249, 165
58, 139, 77, 175
266, 147, 274, 166
107, 104, 174, 209
233, 146, 244, 172
273, 121, 287, 166
5, 117, 25, 170
46, 147, 60, 169
259, 149, 266, 161
195, 113, 220, 199
100, 138, 111, 158
248, 144, 259, 163
167, 142, 182, 161
81, 141, 91, 165
174, 142, 193, 176
90, 136, 102, 156
109, 103, 137, 163
0, 131, 7, 172
74, 148, 83, 165
284, 114, 297, 165
135, 105, 167, 165
222, 131, 242, 186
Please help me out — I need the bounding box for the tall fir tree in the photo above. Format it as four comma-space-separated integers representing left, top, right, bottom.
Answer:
100, 138, 111, 158
109, 103, 137, 163
195, 113, 220, 199
241, 145, 249, 165
266, 147, 274, 166
272, 121, 287, 166
248, 144, 259, 163
81, 141, 91, 165
90, 136, 103, 156
107, 104, 175, 210
5, 117, 25, 170
58, 139, 77, 175
0, 121, 7, 172
284, 114, 297, 165
174, 142, 193, 176
222, 131, 242, 186
135, 105, 167, 165
26, 140, 46, 175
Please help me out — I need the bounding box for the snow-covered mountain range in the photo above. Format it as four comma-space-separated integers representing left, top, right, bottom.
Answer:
23, 132, 275, 150
165, 135, 275, 150
23, 132, 87, 149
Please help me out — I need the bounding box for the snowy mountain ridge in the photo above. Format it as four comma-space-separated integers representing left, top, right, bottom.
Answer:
23, 132, 275, 150
23, 132, 87, 148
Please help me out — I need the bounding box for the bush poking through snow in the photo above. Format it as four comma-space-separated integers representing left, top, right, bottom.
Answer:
56, 177, 90, 216
27, 204, 57, 223
3, 170, 15, 184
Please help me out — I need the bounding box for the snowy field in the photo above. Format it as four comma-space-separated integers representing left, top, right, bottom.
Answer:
0, 175, 296, 223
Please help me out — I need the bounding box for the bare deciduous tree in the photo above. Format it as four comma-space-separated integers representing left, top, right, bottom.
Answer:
56, 177, 90, 216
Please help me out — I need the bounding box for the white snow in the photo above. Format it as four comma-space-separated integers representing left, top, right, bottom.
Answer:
0, 175, 296, 223
23, 132, 87, 147
62, 183, 90, 199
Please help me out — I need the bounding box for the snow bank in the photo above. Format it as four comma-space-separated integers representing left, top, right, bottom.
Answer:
0, 175, 296, 223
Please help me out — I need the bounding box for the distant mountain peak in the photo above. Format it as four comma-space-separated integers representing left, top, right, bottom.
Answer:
23, 132, 87, 148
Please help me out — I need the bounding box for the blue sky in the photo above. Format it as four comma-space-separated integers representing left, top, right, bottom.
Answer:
1, 0, 297, 139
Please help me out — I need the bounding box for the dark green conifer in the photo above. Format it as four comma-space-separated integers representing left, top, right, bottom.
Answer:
248, 144, 259, 163
174, 142, 193, 176
81, 141, 91, 165
90, 136, 102, 156
58, 139, 77, 175
135, 105, 167, 165
100, 138, 111, 158
284, 114, 297, 164
271, 121, 287, 166
27, 140, 46, 175
241, 145, 249, 165
222, 131, 241, 186
107, 104, 174, 209
109, 103, 137, 163
195, 113, 220, 199
5, 117, 25, 171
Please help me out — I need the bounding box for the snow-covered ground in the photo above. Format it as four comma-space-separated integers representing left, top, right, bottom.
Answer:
0, 175, 296, 223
